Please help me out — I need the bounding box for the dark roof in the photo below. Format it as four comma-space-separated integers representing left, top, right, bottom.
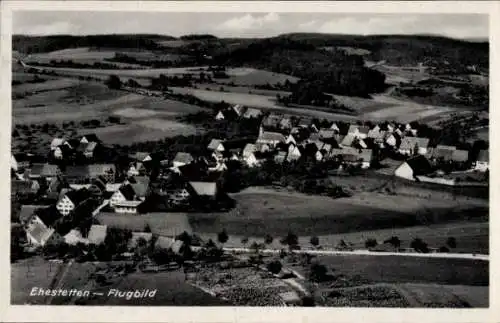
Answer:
66, 139, 81, 149
35, 205, 62, 227
405, 155, 433, 176
477, 150, 489, 162
58, 144, 74, 155
119, 184, 137, 200
12, 180, 37, 195
64, 189, 91, 206
19, 205, 50, 224
13, 153, 30, 162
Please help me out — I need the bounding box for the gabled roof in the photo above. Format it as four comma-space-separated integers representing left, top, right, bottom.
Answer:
173, 152, 194, 165
64, 189, 91, 206
87, 225, 107, 244
19, 205, 49, 224
81, 134, 100, 143
65, 139, 81, 149
451, 150, 469, 162
119, 184, 137, 200
189, 181, 217, 197
243, 108, 262, 119
57, 144, 73, 155
131, 179, 149, 198
340, 134, 356, 147
85, 142, 98, 152
257, 131, 286, 143
30, 163, 60, 177
242, 143, 256, 157
477, 150, 489, 162
358, 126, 370, 134
26, 218, 55, 245
400, 137, 430, 150
232, 104, 245, 116
130, 152, 151, 162
207, 139, 224, 150
50, 138, 66, 147
405, 155, 433, 175
347, 125, 359, 134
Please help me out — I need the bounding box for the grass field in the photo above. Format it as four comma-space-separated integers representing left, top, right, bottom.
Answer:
215, 68, 299, 86
11, 257, 63, 305
13, 78, 82, 96
81, 270, 228, 306
311, 254, 488, 286
188, 188, 488, 238
395, 283, 488, 307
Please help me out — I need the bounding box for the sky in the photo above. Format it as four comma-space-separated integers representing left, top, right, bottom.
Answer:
13, 11, 489, 40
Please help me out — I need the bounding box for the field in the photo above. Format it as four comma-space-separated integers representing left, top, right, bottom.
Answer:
213, 67, 299, 86
81, 271, 229, 306
13, 78, 82, 96
311, 254, 488, 286
11, 257, 63, 304
188, 187, 488, 238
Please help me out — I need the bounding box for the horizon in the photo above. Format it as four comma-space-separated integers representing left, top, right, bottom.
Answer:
13, 12, 489, 41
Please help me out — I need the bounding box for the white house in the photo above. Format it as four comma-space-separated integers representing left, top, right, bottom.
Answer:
25, 215, 57, 247
114, 200, 142, 214
242, 143, 257, 158
215, 111, 225, 120
56, 190, 89, 216
244, 152, 259, 168
474, 149, 489, 172
286, 144, 302, 162
256, 131, 286, 148
50, 137, 66, 151
394, 155, 433, 181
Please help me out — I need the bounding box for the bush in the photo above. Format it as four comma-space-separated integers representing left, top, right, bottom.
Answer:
310, 236, 320, 247
446, 237, 457, 249
438, 246, 450, 253
264, 234, 273, 245
365, 238, 378, 249
217, 229, 229, 244
309, 263, 328, 282
384, 236, 401, 249
266, 260, 282, 274
410, 238, 429, 253
280, 231, 299, 248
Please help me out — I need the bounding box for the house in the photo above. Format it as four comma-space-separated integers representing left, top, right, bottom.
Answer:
87, 225, 108, 244
188, 181, 218, 199
64, 139, 81, 150
50, 137, 66, 151
286, 144, 302, 162
347, 125, 369, 139
113, 200, 143, 214
358, 149, 374, 169
384, 132, 401, 148
244, 152, 259, 167
261, 113, 283, 129
398, 137, 430, 156
65, 164, 116, 184
18, 205, 50, 225
451, 150, 469, 163
242, 108, 262, 119
286, 133, 298, 145
274, 151, 287, 164
25, 215, 58, 247
207, 139, 225, 152
318, 129, 336, 139
80, 134, 100, 145
56, 189, 91, 216
12, 180, 40, 197
64, 229, 86, 245
232, 104, 245, 117
279, 116, 293, 130
172, 152, 194, 168
155, 236, 185, 255
431, 146, 455, 161
84, 142, 99, 158
474, 150, 489, 172
256, 131, 286, 148
215, 110, 225, 120
255, 142, 270, 153
330, 123, 340, 133
394, 155, 433, 181
29, 163, 61, 180
130, 152, 152, 163
340, 134, 356, 148
242, 144, 257, 158
54, 144, 73, 160
11, 153, 31, 171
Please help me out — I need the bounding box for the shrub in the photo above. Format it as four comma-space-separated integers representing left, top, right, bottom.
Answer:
264, 234, 273, 245
310, 236, 320, 247
446, 237, 457, 249
217, 229, 229, 244
410, 238, 429, 253
384, 236, 401, 249
309, 263, 328, 282
365, 238, 378, 249
438, 246, 450, 253
266, 260, 282, 274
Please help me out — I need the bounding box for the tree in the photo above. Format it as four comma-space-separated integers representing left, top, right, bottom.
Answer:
144, 224, 152, 233
105, 75, 121, 90
410, 238, 429, 253
310, 236, 320, 247
264, 234, 273, 245
309, 263, 328, 282
446, 237, 457, 249
241, 237, 249, 246
280, 231, 299, 249
217, 229, 229, 244
384, 236, 401, 249
267, 260, 282, 275
365, 238, 378, 249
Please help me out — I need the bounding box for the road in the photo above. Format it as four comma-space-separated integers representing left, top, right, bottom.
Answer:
44, 259, 74, 305
221, 247, 489, 261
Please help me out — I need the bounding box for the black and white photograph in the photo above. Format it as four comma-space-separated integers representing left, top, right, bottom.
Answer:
3, 1, 495, 319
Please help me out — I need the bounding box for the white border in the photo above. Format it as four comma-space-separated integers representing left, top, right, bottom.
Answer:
1, 1, 498, 322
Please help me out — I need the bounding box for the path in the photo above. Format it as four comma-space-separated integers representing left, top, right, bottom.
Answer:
44, 259, 74, 304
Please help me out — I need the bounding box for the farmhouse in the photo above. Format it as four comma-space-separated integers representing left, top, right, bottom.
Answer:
25, 215, 58, 247
80, 134, 100, 145
50, 137, 66, 151
242, 108, 262, 119
207, 139, 225, 152
256, 131, 286, 148
172, 152, 194, 168
398, 137, 430, 156
474, 149, 489, 172
56, 188, 91, 216
394, 155, 433, 181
